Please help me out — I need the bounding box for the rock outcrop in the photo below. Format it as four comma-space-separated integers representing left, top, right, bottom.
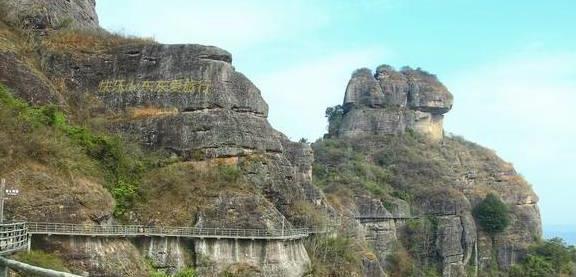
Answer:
1, 0, 330, 275
333, 65, 453, 141
315, 64, 542, 275
37, 42, 323, 275
1, 0, 543, 276
1, 0, 99, 30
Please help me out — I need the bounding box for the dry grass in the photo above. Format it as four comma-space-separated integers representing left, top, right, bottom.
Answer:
43, 29, 155, 54
223, 263, 261, 277
305, 234, 365, 277
0, 22, 18, 51
188, 157, 240, 170
0, 21, 61, 92
128, 107, 178, 119
133, 162, 255, 226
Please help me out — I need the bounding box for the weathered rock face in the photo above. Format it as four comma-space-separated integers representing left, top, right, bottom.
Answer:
361, 220, 401, 269
314, 124, 541, 275
134, 237, 193, 275
6, 163, 114, 224
33, 31, 325, 276
2, 0, 99, 30
1, 0, 325, 273
41, 43, 278, 157
0, 22, 64, 105
131, 236, 311, 276
41, 40, 332, 222
334, 65, 453, 141
195, 239, 311, 277
0, 51, 64, 105
33, 236, 149, 277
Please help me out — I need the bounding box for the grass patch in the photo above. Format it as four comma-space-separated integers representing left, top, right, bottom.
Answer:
43, 28, 155, 54
14, 250, 70, 274
312, 138, 392, 198
133, 162, 257, 226
0, 83, 168, 217
287, 200, 329, 227
304, 234, 365, 277
0, 83, 100, 177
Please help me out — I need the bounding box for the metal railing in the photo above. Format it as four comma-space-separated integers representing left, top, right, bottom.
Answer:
0, 221, 336, 256
0, 218, 401, 246
27, 222, 319, 240
0, 222, 28, 255
353, 214, 416, 220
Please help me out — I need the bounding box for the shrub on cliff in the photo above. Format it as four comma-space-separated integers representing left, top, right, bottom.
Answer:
400, 217, 437, 264
509, 255, 554, 277
473, 193, 510, 236
305, 235, 364, 276
512, 238, 576, 276
0, 83, 167, 217
386, 243, 414, 277
325, 105, 344, 136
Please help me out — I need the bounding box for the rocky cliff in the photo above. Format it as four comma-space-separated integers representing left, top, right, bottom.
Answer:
314, 65, 542, 276
331, 65, 453, 142
0, 1, 329, 276
0, 1, 543, 276
1, 0, 99, 30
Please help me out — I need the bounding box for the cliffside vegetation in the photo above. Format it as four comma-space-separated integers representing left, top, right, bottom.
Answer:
312, 127, 541, 276
325, 105, 344, 136
304, 234, 366, 277
510, 238, 576, 277
0, 83, 168, 217
42, 28, 155, 54
473, 193, 510, 236
14, 250, 70, 275
0, 83, 265, 226
0, 1, 547, 275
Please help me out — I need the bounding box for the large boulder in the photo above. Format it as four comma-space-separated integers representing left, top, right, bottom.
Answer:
400, 67, 453, 114
1, 0, 99, 30
332, 65, 454, 141
343, 68, 386, 110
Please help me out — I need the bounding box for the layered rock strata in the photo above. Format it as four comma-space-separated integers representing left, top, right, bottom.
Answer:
333, 65, 453, 141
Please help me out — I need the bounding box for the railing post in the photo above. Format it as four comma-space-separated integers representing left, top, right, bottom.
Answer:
27, 234, 31, 253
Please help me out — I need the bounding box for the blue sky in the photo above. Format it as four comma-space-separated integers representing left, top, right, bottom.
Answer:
96, 1, 576, 234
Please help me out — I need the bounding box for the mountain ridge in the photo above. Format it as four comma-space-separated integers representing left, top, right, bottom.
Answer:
0, 1, 548, 276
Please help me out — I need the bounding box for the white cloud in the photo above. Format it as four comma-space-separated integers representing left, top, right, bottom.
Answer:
252, 47, 392, 141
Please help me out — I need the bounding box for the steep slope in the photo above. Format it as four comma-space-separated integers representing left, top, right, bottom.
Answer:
314, 65, 541, 276
0, 1, 543, 276
0, 1, 330, 276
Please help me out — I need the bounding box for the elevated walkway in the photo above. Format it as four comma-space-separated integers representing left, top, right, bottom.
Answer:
27, 222, 313, 240
0, 221, 334, 276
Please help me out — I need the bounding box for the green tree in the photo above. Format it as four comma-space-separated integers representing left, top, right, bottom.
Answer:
519, 255, 554, 277
325, 105, 344, 135
530, 238, 575, 275
473, 193, 510, 236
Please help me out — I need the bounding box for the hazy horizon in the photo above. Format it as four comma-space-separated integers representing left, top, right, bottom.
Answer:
97, 0, 576, 240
